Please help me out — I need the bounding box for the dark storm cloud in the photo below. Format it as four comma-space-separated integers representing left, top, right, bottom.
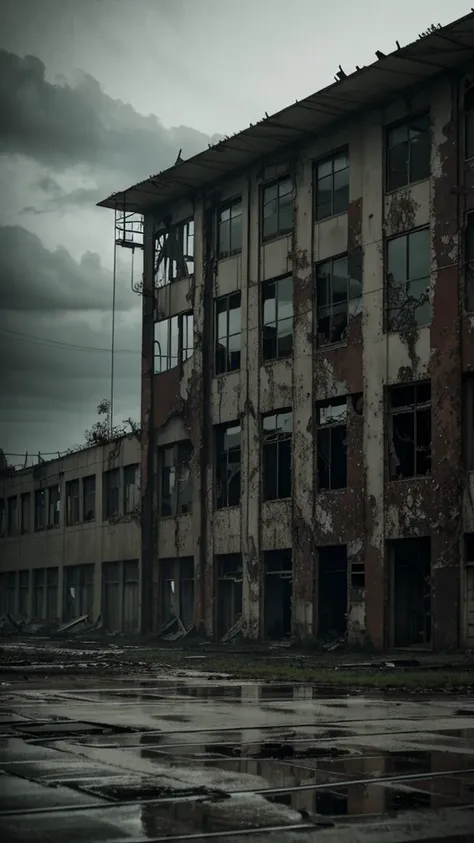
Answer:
0, 225, 134, 312
0, 48, 220, 180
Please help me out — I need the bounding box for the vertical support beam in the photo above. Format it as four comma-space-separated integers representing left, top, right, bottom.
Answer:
292, 153, 315, 637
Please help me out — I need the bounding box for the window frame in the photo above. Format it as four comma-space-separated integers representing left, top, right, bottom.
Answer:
385, 113, 431, 192
66, 479, 80, 526
314, 148, 349, 221
316, 397, 348, 491
123, 464, 140, 515
262, 275, 294, 363
34, 488, 46, 532
465, 212, 474, 313
20, 492, 31, 535
385, 227, 431, 333
261, 176, 293, 243
83, 475, 96, 522
103, 468, 120, 520
160, 440, 193, 517
387, 382, 432, 480
154, 217, 195, 287
262, 410, 293, 501
154, 311, 194, 374
7, 495, 18, 537
215, 423, 241, 509
464, 83, 474, 161
315, 252, 362, 347
217, 197, 243, 260
214, 292, 242, 375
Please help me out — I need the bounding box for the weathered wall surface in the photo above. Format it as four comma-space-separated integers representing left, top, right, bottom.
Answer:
143, 70, 471, 649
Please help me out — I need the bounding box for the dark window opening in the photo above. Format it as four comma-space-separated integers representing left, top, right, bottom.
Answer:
386, 114, 430, 192
317, 397, 347, 491
264, 550, 292, 640
262, 177, 292, 241
124, 464, 140, 515
386, 228, 431, 332
0, 571, 16, 615
215, 292, 241, 374
465, 533, 474, 564
316, 251, 362, 346
47, 485, 60, 528
263, 410, 292, 501
83, 475, 96, 522
66, 480, 80, 526
216, 554, 243, 639
46, 567, 58, 621
159, 557, 194, 629
34, 489, 45, 532
154, 311, 194, 374
465, 214, 474, 312
7, 496, 18, 537
0, 499, 5, 539
315, 150, 349, 221
218, 199, 242, 259
262, 275, 293, 362
64, 565, 94, 621
464, 375, 474, 470
160, 441, 193, 517
388, 382, 431, 479
318, 546, 347, 640
215, 423, 241, 509
19, 570, 29, 615
20, 493, 30, 534
390, 537, 431, 647
104, 468, 120, 519
154, 218, 194, 286
465, 85, 474, 160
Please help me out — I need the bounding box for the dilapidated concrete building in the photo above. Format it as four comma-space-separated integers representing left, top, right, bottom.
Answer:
0, 436, 140, 631
99, 12, 474, 650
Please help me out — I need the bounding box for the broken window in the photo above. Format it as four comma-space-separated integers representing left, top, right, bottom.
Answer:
218, 198, 242, 259
64, 565, 94, 621
0, 498, 5, 538
46, 484, 60, 528
154, 311, 194, 374
159, 557, 194, 629
262, 275, 293, 362
83, 475, 96, 522
33, 569, 45, 617
7, 496, 18, 537
34, 489, 45, 531
262, 176, 292, 241
388, 382, 431, 479
103, 468, 120, 519
316, 251, 362, 346
263, 410, 292, 501
160, 440, 193, 517
18, 570, 29, 615
465, 84, 474, 160
386, 228, 431, 332
46, 567, 58, 621
390, 537, 431, 647
318, 545, 348, 640
465, 214, 474, 312
66, 479, 80, 526
123, 560, 139, 633
264, 549, 292, 639
317, 397, 347, 490
20, 493, 30, 534
215, 292, 241, 374
386, 114, 430, 191
154, 218, 194, 287
216, 554, 243, 639
124, 464, 140, 515
315, 149, 349, 221
215, 423, 241, 508
465, 374, 474, 470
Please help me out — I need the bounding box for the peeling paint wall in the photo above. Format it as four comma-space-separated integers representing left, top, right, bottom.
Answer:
141, 70, 471, 649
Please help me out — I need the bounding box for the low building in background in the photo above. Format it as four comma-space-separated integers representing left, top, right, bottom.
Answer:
0, 436, 140, 633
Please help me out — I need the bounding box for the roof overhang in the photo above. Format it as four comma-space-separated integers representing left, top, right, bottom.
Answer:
98, 11, 474, 216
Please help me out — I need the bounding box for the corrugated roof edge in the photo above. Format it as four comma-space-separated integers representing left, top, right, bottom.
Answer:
97, 10, 474, 214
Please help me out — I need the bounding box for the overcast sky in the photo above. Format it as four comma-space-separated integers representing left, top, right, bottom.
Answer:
0, 0, 470, 463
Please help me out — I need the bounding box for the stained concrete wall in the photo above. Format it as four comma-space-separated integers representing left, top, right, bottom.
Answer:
0, 436, 140, 627
142, 70, 472, 649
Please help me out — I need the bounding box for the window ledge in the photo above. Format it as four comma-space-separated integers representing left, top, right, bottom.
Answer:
262, 356, 293, 368
214, 369, 241, 380
387, 474, 431, 484
316, 487, 348, 495
159, 512, 192, 520
384, 176, 430, 197
261, 231, 292, 246
217, 251, 242, 264
316, 340, 347, 353
314, 209, 348, 225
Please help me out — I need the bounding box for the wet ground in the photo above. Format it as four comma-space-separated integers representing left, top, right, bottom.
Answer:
2, 670, 474, 842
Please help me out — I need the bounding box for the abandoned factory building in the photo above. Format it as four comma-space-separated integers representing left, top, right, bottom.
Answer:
66, 13, 474, 650
0, 437, 141, 632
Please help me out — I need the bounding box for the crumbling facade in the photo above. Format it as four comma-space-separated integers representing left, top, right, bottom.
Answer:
99, 12, 474, 650
0, 437, 140, 631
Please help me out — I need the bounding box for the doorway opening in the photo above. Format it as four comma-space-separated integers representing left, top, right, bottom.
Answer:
264, 549, 292, 640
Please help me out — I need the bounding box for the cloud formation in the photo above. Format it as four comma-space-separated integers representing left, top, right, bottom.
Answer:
0, 48, 220, 183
